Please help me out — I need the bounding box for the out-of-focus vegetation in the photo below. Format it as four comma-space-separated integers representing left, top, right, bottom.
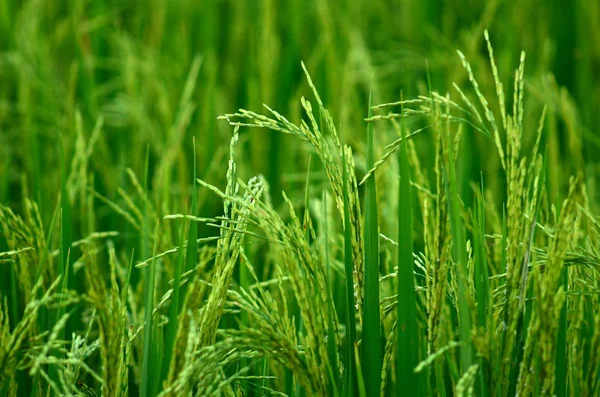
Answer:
1, 1, 600, 396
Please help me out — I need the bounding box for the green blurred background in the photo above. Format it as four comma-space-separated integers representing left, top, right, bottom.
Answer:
1, 0, 599, 245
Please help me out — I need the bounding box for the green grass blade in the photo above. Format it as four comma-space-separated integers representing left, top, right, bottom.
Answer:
550, 149, 566, 397
161, 222, 186, 386
396, 100, 420, 397
473, 178, 490, 397
342, 132, 357, 397
444, 110, 473, 373
181, 138, 198, 307
140, 145, 151, 291
141, 220, 160, 397
59, 136, 75, 332
140, 144, 158, 397
355, 343, 367, 397
46, 138, 73, 388
323, 186, 341, 397
362, 88, 381, 397
153, 322, 164, 396
122, 248, 135, 307
473, 178, 490, 329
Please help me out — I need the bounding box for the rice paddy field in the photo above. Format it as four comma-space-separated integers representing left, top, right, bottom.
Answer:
2, 1, 600, 396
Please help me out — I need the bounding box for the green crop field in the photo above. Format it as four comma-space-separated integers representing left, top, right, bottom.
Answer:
1, 1, 600, 396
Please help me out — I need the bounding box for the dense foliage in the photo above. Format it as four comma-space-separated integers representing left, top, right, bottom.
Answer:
1, 1, 599, 396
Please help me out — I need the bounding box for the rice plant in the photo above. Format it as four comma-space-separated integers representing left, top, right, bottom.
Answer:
2, 1, 600, 396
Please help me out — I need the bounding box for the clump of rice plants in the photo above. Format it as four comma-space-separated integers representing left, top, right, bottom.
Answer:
1, 9, 599, 396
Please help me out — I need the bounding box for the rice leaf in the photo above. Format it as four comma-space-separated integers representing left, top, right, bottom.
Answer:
362, 87, 382, 397
396, 96, 420, 397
